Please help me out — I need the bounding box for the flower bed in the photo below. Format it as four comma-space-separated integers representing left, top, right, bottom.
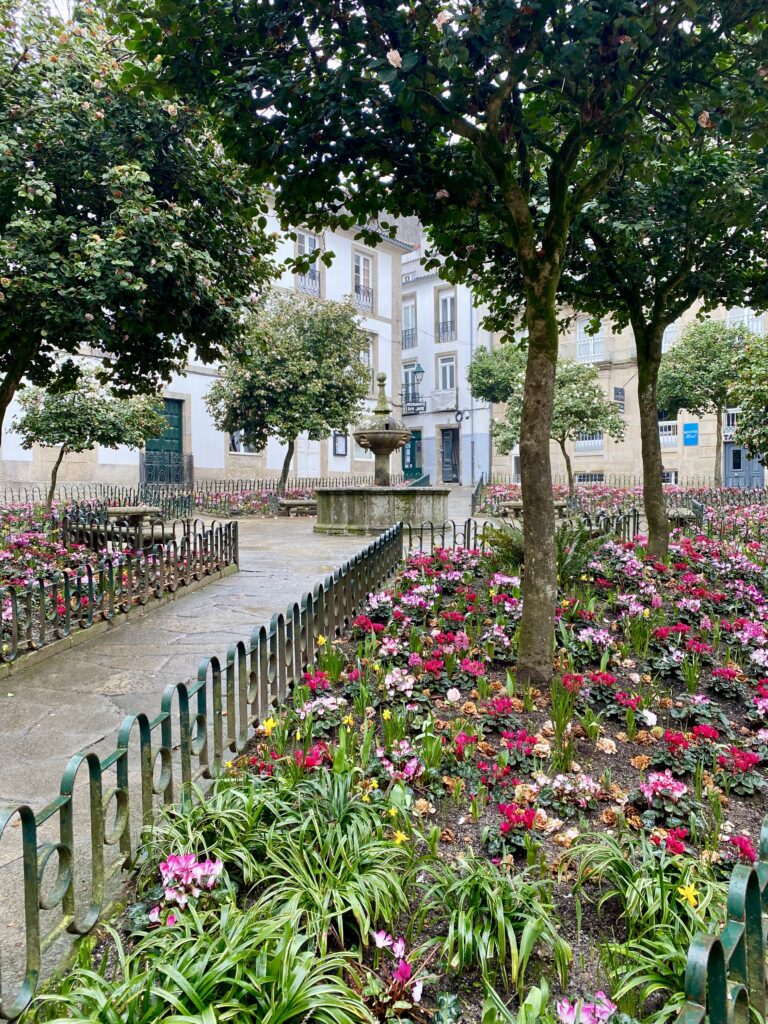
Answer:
193, 486, 315, 516
32, 526, 768, 1024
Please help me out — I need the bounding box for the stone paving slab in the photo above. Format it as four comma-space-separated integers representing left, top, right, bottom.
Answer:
0, 518, 373, 810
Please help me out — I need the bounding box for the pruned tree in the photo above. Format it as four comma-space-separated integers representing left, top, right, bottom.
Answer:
657, 321, 754, 486
469, 347, 625, 496
12, 371, 166, 508
125, 0, 767, 682
0, 0, 275, 429
205, 293, 370, 494
730, 331, 768, 467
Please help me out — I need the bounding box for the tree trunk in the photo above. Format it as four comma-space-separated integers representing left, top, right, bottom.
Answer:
47, 446, 67, 511
0, 365, 26, 435
278, 438, 295, 496
636, 332, 669, 559
714, 406, 723, 487
517, 286, 559, 686
559, 439, 574, 497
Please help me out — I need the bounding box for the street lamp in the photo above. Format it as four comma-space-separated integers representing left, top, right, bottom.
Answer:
413, 362, 425, 385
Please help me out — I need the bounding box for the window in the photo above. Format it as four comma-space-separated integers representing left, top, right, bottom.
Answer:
438, 291, 457, 342
353, 440, 373, 460
296, 231, 320, 295
354, 252, 374, 311
402, 301, 417, 349
361, 336, 375, 392
662, 324, 678, 353
613, 386, 625, 413
332, 432, 348, 457
661, 470, 679, 485
658, 421, 679, 448
574, 431, 604, 453
732, 448, 743, 471
438, 355, 456, 391
725, 408, 739, 441
727, 307, 763, 335
230, 430, 258, 454
403, 362, 420, 401
576, 318, 605, 362
575, 472, 605, 484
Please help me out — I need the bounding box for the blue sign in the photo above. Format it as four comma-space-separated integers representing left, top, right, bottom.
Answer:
683, 423, 699, 447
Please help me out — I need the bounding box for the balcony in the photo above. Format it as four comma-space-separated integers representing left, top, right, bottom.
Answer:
401, 389, 426, 416
575, 433, 604, 453
296, 270, 320, 297
355, 284, 374, 312
402, 327, 417, 349
659, 422, 679, 448
576, 338, 606, 363
438, 320, 456, 343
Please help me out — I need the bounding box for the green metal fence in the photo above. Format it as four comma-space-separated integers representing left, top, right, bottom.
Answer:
679, 816, 768, 1024
0, 519, 238, 665
0, 523, 403, 1020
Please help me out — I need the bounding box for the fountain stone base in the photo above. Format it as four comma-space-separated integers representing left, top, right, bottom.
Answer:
314, 486, 450, 536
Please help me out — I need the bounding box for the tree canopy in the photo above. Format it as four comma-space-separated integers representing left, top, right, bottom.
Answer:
205, 292, 371, 493
657, 320, 754, 485
12, 368, 166, 507
469, 346, 625, 494
0, 0, 275, 429
730, 332, 768, 466
117, 0, 768, 682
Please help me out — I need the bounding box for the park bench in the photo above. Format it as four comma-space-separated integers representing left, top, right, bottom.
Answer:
277, 498, 318, 517
667, 506, 698, 529
499, 499, 570, 521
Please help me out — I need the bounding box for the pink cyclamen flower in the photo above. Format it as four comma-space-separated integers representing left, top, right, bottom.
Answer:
371, 929, 393, 948
391, 936, 406, 958
393, 959, 412, 983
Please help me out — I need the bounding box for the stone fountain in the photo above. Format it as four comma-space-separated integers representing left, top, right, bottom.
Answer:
314, 372, 449, 535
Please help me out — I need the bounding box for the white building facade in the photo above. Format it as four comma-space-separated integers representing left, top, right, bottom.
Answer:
398, 247, 493, 487
0, 217, 410, 489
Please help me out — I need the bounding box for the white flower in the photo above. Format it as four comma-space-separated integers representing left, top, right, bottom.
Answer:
640, 709, 657, 727
386, 49, 402, 68
434, 11, 451, 27
446, 687, 461, 703
436, 189, 450, 199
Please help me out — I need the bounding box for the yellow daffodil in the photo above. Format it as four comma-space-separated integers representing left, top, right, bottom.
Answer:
678, 883, 699, 908
642, 608, 650, 619
369, 779, 379, 790
262, 717, 277, 737
392, 829, 409, 845
387, 806, 398, 818
316, 634, 327, 647
295, 729, 302, 741
372, 661, 382, 674
361, 794, 371, 803
225, 760, 233, 769
342, 714, 355, 727
382, 708, 392, 721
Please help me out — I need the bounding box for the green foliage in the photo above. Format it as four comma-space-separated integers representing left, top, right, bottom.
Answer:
470, 349, 625, 457
206, 292, 370, 489
421, 857, 570, 990
571, 830, 727, 1022
254, 811, 410, 955
555, 523, 605, 584
32, 907, 372, 1024
0, 0, 274, 426
484, 522, 526, 574
11, 369, 166, 504
731, 331, 768, 463
12, 372, 165, 456
657, 322, 748, 421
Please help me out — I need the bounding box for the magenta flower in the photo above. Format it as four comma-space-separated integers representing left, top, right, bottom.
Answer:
393, 959, 412, 983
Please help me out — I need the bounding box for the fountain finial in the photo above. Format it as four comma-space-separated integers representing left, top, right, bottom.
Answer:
374, 372, 391, 416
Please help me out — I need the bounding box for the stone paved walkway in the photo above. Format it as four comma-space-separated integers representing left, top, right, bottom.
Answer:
0, 518, 371, 810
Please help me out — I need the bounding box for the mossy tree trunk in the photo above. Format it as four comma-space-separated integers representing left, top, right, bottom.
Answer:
635, 321, 669, 560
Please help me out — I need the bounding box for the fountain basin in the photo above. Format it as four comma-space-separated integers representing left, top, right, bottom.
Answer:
314, 485, 450, 535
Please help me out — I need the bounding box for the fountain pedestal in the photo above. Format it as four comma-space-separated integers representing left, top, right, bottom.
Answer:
314, 373, 449, 535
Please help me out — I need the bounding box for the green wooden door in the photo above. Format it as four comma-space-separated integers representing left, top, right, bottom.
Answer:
402, 430, 422, 480
146, 399, 183, 455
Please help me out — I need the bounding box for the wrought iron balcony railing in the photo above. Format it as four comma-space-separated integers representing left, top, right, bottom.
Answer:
355, 284, 374, 312
438, 319, 456, 342
296, 270, 320, 296
401, 388, 427, 415
402, 327, 417, 349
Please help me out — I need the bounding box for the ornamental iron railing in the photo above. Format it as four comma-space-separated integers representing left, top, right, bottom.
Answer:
679, 816, 768, 1024
140, 452, 194, 487
0, 518, 238, 665
0, 523, 403, 1020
